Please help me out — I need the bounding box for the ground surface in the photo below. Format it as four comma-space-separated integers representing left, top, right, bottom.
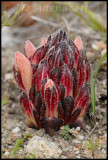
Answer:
2, 1, 107, 159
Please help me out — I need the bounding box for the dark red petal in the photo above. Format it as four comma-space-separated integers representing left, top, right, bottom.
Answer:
57, 101, 64, 119
67, 107, 82, 125
29, 86, 35, 106
29, 46, 45, 64
31, 63, 38, 85
61, 96, 74, 123
13, 66, 25, 91
69, 39, 80, 67
41, 117, 63, 136
52, 118, 63, 131
20, 92, 36, 127
61, 42, 70, 65
35, 91, 42, 115
50, 67, 62, 85
73, 82, 89, 112
40, 102, 46, 118
47, 35, 51, 43
43, 79, 60, 118
71, 68, 78, 98
69, 119, 83, 128
31, 63, 38, 76
69, 55, 74, 71
59, 30, 63, 42
44, 88, 51, 117
35, 60, 48, 91
60, 84, 65, 100
51, 32, 59, 47
47, 54, 55, 73
50, 86, 60, 117
61, 64, 73, 97
41, 78, 47, 101
33, 109, 42, 128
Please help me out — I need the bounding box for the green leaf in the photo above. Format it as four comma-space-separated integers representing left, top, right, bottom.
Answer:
1, 97, 8, 106
2, 3, 25, 27
95, 53, 107, 77
10, 138, 24, 156
90, 69, 95, 115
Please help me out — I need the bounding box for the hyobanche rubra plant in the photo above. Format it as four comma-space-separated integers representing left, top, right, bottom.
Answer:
13, 30, 90, 136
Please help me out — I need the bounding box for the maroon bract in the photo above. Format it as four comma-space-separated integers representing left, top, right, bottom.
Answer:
13, 30, 90, 136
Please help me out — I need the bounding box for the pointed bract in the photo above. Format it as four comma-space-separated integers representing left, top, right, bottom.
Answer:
74, 36, 83, 51
25, 40, 36, 59
41, 37, 47, 46
14, 51, 32, 94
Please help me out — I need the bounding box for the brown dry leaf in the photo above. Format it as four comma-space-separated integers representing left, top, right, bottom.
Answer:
77, 144, 82, 150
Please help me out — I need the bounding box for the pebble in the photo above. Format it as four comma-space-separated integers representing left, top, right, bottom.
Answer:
78, 135, 84, 140
11, 103, 16, 109
76, 155, 80, 158
76, 127, 81, 131
26, 135, 62, 158
92, 44, 98, 50
12, 127, 21, 133
102, 149, 106, 154
61, 155, 67, 159
5, 73, 14, 81
4, 151, 10, 156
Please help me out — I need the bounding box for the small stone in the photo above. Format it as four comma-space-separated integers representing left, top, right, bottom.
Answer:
61, 155, 67, 159
78, 135, 84, 140
4, 151, 10, 156
76, 127, 81, 131
12, 127, 21, 133
11, 103, 16, 109
92, 44, 98, 50
5, 73, 14, 81
76, 155, 80, 158
104, 133, 107, 138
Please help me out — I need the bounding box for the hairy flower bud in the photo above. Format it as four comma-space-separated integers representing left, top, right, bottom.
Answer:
13, 30, 90, 136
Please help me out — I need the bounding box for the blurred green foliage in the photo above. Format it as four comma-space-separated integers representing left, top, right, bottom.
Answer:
2, 3, 25, 27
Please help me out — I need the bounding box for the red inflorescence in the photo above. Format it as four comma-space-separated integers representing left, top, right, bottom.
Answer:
13, 30, 91, 136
